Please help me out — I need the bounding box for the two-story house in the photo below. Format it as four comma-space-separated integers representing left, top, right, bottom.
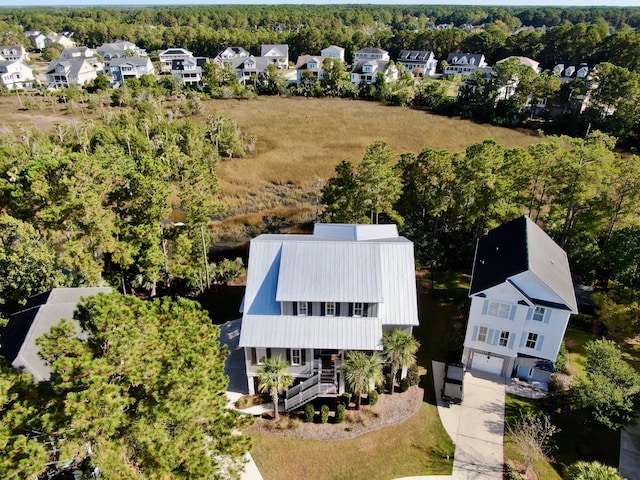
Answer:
110, 57, 155, 85
45, 58, 101, 89
0, 45, 29, 62
321, 45, 345, 62
238, 223, 419, 410
159, 48, 194, 73
397, 50, 437, 78
462, 216, 577, 385
171, 57, 208, 86
260, 44, 289, 69
0, 59, 34, 90
444, 52, 487, 78
295, 55, 326, 82
351, 47, 398, 85
97, 40, 147, 75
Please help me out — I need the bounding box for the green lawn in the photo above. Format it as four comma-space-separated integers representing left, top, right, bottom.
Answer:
564, 326, 595, 378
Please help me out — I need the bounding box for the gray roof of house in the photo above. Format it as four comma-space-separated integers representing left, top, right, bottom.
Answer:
352, 59, 390, 74
1, 287, 112, 381
110, 57, 152, 68
261, 44, 288, 57
239, 224, 418, 350
447, 52, 485, 65
469, 216, 577, 312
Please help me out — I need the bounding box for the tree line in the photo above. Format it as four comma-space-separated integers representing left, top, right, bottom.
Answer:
0, 81, 249, 315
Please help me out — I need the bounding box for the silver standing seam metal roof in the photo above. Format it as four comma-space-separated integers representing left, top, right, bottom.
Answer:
239, 224, 419, 352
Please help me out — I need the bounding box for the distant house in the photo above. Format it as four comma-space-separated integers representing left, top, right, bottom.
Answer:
321, 45, 345, 62
25, 30, 47, 50
110, 57, 155, 84
496, 56, 541, 74
159, 48, 194, 73
171, 57, 208, 86
260, 44, 289, 69
45, 58, 101, 88
60, 46, 99, 61
351, 47, 398, 85
0, 60, 35, 90
233, 55, 269, 84
397, 50, 437, 78
97, 40, 147, 75
44, 34, 76, 49
238, 223, 419, 410
444, 52, 487, 78
0, 45, 29, 62
214, 46, 250, 67
295, 55, 326, 82
0, 288, 112, 381
462, 216, 577, 385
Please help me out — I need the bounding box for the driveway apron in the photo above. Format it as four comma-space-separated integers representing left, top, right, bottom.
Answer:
452, 370, 506, 479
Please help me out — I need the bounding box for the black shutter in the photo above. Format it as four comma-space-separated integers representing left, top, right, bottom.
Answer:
251, 348, 257, 365
301, 349, 306, 365
286, 349, 291, 362
321, 303, 325, 316
292, 302, 297, 316
348, 303, 353, 316
336, 303, 341, 316
266, 348, 272, 359
363, 303, 369, 318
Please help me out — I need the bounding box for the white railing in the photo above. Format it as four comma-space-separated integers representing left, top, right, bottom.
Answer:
284, 373, 320, 411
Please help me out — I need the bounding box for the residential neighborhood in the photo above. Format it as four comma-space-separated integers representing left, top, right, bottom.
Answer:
1, 4, 639, 480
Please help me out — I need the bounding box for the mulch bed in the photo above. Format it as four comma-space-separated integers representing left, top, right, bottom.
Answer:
245, 386, 424, 441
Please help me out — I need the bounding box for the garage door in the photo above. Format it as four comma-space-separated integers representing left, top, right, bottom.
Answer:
471, 353, 504, 375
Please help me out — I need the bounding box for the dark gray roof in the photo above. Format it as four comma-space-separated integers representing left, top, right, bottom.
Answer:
470, 216, 577, 312
1, 287, 111, 381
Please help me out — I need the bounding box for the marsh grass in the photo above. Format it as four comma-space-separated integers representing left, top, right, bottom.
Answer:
201, 97, 543, 220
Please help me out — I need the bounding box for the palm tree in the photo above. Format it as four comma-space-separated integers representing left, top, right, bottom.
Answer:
382, 329, 420, 395
341, 351, 384, 410
256, 356, 294, 421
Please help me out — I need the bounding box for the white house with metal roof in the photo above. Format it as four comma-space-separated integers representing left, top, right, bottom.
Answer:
462, 216, 578, 385
238, 223, 419, 409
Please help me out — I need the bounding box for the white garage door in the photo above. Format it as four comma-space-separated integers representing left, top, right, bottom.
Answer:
471, 353, 504, 375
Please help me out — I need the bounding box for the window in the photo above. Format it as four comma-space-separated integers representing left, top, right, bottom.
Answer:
532, 307, 545, 322
353, 302, 364, 317
325, 302, 335, 316
487, 301, 512, 318
297, 302, 308, 316
256, 347, 267, 365
526, 332, 538, 349
499, 331, 510, 347
291, 349, 301, 366
477, 326, 488, 343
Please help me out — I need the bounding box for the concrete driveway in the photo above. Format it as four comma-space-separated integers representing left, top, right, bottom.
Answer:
433, 362, 506, 480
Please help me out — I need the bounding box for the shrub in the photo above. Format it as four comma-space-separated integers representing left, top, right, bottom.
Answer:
304, 403, 315, 423
320, 404, 330, 424
554, 341, 569, 374
336, 403, 346, 423
385, 373, 395, 392
400, 377, 411, 392
275, 416, 300, 430
567, 460, 623, 479
368, 390, 379, 405
340, 392, 352, 406
407, 364, 420, 386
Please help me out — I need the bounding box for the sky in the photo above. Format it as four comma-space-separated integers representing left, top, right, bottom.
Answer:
0, 0, 639, 6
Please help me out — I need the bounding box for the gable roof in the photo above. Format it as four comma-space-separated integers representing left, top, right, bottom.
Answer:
261, 44, 288, 58
398, 50, 434, 62
1, 287, 112, 381
469, 216, 577, 312
295, 55, 324, 70
447, 52, 485, 65
239, 223, 418, 350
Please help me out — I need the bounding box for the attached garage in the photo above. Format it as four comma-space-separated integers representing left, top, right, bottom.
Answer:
470, 352, 504, 375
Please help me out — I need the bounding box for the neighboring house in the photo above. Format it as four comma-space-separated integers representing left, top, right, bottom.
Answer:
397, 50, 437, 78
321, 45, 345, 62
233, 54, 269, 84
110, 57, 155, 84
0, 60, 35, 90
159, 47, 193, 73
260, 44, 289, 69
462, 216, 577, 386
0, 45, 29, 62
238, 223, 419, 410
25, 30, 47, 50
44, 34, 76, 49
0, 287, 112, 381
45, 58, 101, 88
496, 56, 541, 73
60, 46, 98, 60
295, 55, 326, 82
214, 46, 250, 68
444, 52, 487, 78
351, 47, 397, 85
97, 40, 147, 75
551, 62, 594, 114
171, 57, 208, 85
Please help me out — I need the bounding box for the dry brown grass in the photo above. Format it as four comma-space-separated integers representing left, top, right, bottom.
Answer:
200, 96, 543, 215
